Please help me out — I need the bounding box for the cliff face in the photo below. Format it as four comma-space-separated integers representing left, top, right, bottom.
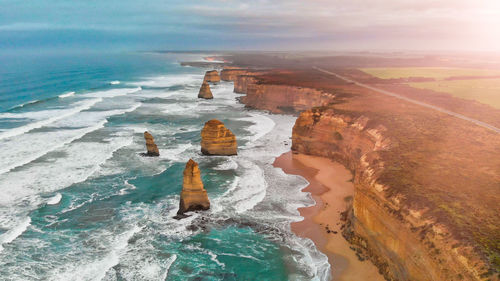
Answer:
203, 70, 221, 83
232, 72, 334, 113
201, 119, 237, 155
218, 66, 498, 279
233, 75, 256, 93
220, 68, 247, 81
241, 83, 334, 114
198, 82, 213, 99
292, 108, 486, 281
178, 159, 210, 215
143, 131, 159, 156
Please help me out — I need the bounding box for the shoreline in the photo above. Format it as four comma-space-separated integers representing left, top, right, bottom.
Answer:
273, 151, 383, 281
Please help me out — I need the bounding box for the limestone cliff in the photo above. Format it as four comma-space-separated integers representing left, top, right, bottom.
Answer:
231, 71, 334, 113
233, 74, 256, 94
203, 70, 221, 83
220, 67, 247, 81
198, 82, 213, 99
143, 131, 159, 156
202, 65, 498, 279
201, 119, 237, 155
177, 159, 210, 215
292, 108, 488, 281
241, 83, 334, 114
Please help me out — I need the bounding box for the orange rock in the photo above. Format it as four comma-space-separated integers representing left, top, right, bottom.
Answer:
177, 159, 210, 215
242, 84, 334, 113
198, 82, 213, 99
203, 70, 221, 83
143, 131, 159, 156
201, 119, 237, 155
220, 68, 247, 81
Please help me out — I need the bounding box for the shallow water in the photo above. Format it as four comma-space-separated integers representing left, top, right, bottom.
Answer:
0, 51, 329, 280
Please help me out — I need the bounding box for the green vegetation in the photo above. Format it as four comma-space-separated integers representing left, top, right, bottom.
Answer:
409, 79, 500, 109
361, 67, 500, 80
360, 67, 500, 109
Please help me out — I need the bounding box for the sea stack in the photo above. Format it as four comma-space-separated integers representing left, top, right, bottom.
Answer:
143, 131, 159, 156
201, 119, 237, 155
177, 159, 210, 215
198, 82, 213, 99
203, 70, 221, 83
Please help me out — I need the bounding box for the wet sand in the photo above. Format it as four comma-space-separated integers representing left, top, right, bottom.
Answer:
273, 151, 383, 281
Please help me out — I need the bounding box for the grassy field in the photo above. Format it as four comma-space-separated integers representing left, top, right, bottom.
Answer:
361, 67, 500, 80
360, 67, 500, 109
409, 79, 500, 109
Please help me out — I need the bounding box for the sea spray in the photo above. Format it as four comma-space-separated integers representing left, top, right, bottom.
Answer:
0, 53, 330, 280
0, 217, 31, 253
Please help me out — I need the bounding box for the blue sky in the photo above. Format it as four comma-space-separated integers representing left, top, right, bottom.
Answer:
1, 0, 499, 52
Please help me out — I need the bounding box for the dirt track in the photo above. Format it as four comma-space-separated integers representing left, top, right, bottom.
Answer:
313, 66, 500, 134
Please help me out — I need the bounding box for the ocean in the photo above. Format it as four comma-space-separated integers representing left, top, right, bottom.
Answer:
0, 51, 329, 280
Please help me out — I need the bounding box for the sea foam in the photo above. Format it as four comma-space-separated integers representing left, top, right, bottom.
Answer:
50, 225, 143, 281
83, 87, 142, 98
0, 102, 141, 176
239, 113, 276, 145
128, 74, 202, 88
0, 134, 134, 205
0, 98, 103, 140
0, 120, 107, 175
0, 217, 31, 253
59, 91, 75, 98
46, 193, 62, 205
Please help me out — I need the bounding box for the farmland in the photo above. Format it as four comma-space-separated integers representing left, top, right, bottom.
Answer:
361, 67, 500, 80
361, 67, 500, 109
409, 78, 500, 109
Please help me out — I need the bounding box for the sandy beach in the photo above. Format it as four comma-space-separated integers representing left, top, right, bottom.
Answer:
274, 152, 384, 281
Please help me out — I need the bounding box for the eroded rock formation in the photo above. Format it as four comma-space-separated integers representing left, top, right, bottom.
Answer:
201, 119, 237, 155
220, 67, 248, 81
292, 107, 486, 281
177, 159, 210, 215
143, 131, 159, 156
231, 72, 334, 113
198, 82, 213, 99
234, 74, 256, 94
194, 63, 498, 279
203, 70, 221, 83
242, 84, 334, 113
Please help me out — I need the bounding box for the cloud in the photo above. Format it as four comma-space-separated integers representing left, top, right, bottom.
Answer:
1, 0, 499, 51
181, 0, 500, 50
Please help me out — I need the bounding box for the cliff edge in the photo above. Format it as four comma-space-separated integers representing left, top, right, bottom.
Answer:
234, 69, 500, 280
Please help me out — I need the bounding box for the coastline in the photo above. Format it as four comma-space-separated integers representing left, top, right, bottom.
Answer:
274, 151, 384, 281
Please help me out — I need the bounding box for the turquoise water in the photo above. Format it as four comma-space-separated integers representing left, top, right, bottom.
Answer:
0, 51, 329, 280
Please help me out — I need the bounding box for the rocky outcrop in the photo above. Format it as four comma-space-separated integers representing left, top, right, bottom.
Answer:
292, 107, 486, 281
234, 75, 256, 94
232, 72, 334, 113
201, 119, 237, 155
143, 131, 159, 156
198, 82, 213, 99
220, 67, 248, 81
177, 159, 210, 215
241, 84, 334, 114
203, 70, 221, 83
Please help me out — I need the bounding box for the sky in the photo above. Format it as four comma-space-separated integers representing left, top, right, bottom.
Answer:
1, 0, 500, 52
